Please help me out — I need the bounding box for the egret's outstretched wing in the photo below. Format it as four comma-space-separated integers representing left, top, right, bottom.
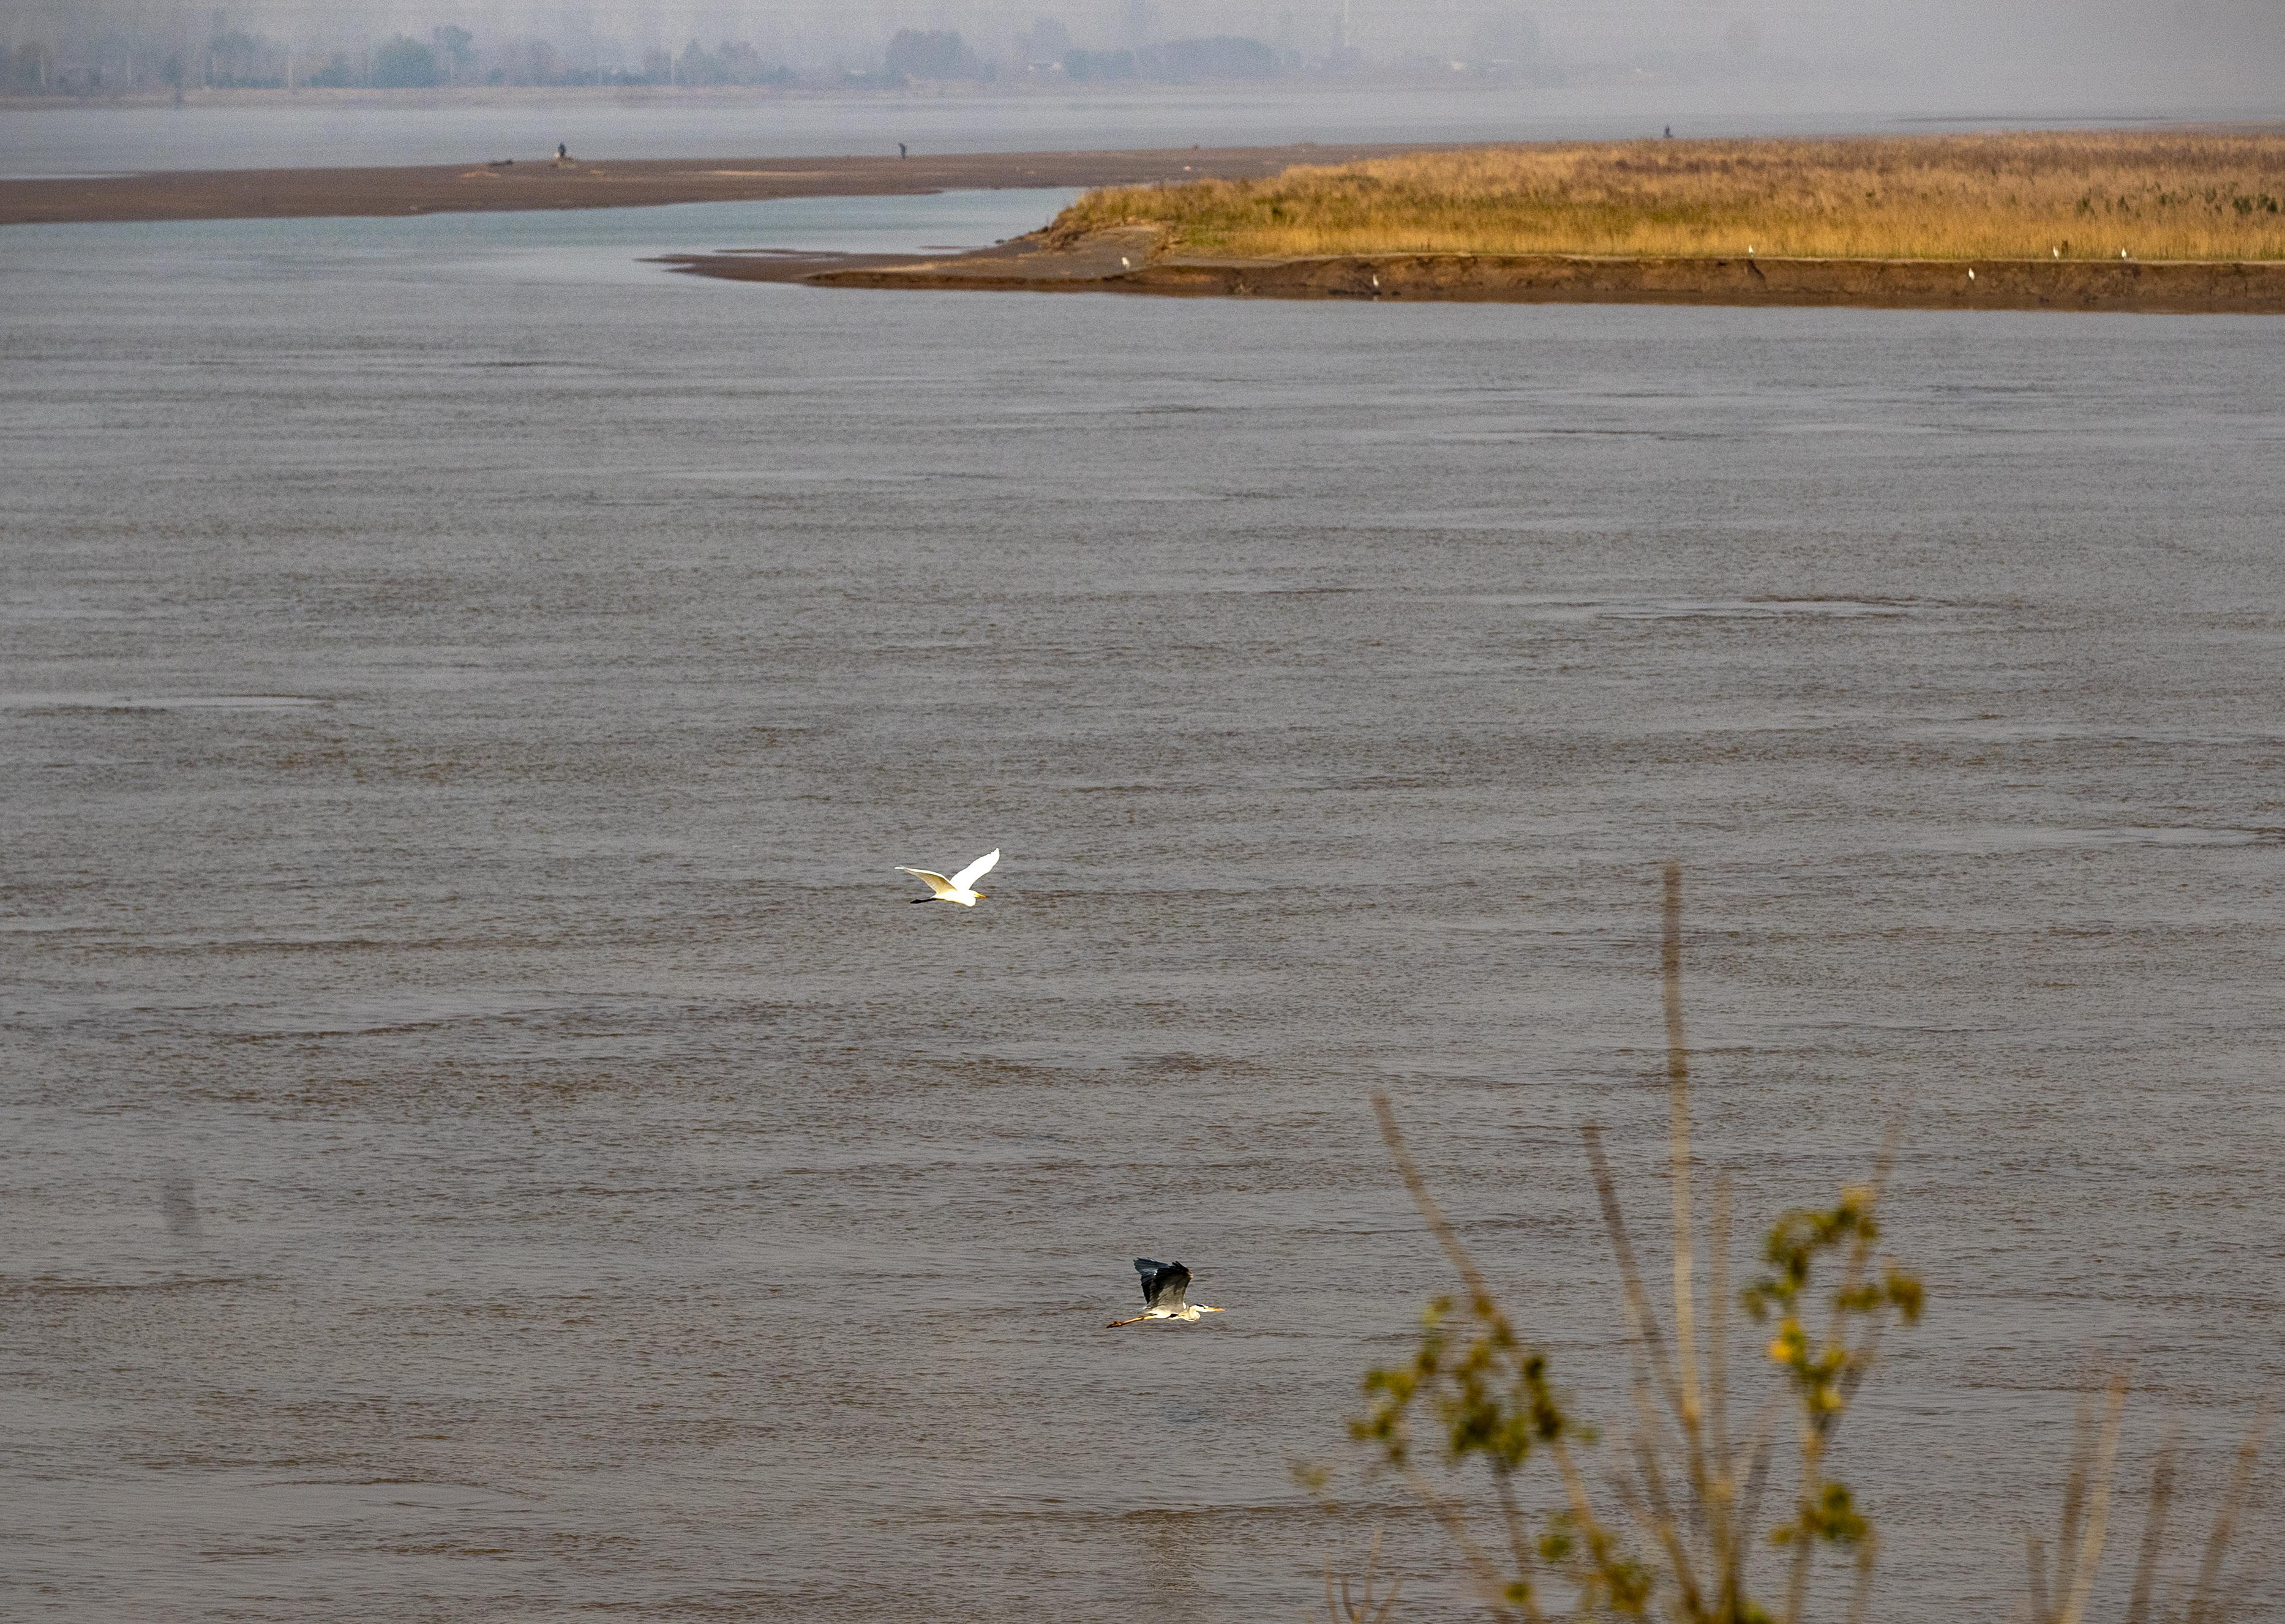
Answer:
898, 867, 956, 897
951, 848, 1001, 891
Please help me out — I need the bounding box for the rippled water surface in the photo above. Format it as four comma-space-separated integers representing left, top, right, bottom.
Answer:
3, 190, 2283, 1622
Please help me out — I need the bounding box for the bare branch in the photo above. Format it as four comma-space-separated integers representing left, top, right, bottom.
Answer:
1788, 1107, 1908, 1624
1824, 1311, 1889, 1454
1377, 1092, 1624, 1618
1736, 1394, 1783, 1557
1627, 1381, 1707, 1613
1544, 1435, 1617, 1583
1491, 1474, 1551, 1624
1781, 1428, 1823, 1624
1398, 1459, 1523, 1622
2185, 1407, 2274, 1624
1867, 1106, 1906, 1205
1709, 1171, 1735, 1465
1708, 1171, 1742, 1615
1326, 1532, 1408, 1624
2122, 1423, 2179, 1624
1583, 1120, 1724, 1600
2210, 1568, 2259, 1624
2057, 1367, 2129, 1624
2053, 1381, 2099, 1606
1580, 1124, 1685, 1418
1815, 1113, 1905, 1377
1845, 1530, 1879, 1624
1374, 1093, 1501, 1319
1662, 862, 1704, 1439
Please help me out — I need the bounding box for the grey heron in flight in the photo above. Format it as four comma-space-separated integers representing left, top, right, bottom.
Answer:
898, 848, 999, 907
1108, 1259, 1224, 1327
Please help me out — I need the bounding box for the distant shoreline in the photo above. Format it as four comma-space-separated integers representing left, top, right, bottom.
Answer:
0, 83, 1383, 114
0, 143, 1438, 227
18, 134, 2284, 313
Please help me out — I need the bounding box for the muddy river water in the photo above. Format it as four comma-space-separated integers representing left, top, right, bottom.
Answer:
3, 188, 2281, 1620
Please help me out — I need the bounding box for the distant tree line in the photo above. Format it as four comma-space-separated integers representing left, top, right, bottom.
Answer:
645, 40, 799, 89
1, 42, 54, 93
1026, 36, 1294, 82
870, 28, 1290, 86
0, 17, 803, 95
0, 14, 1392, 99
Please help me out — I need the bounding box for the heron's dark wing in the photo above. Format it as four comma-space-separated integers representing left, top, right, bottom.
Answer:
1134, 1258, 1167, 1303
1143, 1262, 1191, 1312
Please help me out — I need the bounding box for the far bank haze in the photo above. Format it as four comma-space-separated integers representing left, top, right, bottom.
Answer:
5, 0, 2284, 113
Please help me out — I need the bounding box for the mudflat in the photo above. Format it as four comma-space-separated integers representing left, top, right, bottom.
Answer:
0, 143, 1436, 227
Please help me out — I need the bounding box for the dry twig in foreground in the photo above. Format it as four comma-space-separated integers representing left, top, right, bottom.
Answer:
1331, 864, 2272, 1623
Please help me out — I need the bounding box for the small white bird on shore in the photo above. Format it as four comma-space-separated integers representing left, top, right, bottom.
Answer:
898, 848, 999, 906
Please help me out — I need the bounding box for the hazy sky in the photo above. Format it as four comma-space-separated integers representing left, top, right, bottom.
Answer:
9, 0, 2285, 109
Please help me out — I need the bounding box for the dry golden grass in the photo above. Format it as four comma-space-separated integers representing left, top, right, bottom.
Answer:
1052, 130, 2285, 262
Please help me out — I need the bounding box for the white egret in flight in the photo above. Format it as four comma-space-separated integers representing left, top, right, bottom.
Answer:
1108, 1259, 1224, 1327
897, 848, 999, 907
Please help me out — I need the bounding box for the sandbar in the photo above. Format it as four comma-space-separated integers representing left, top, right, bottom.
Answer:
0, 144, 1440, 228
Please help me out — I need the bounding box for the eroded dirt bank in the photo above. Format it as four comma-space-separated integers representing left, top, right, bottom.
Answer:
708, 234, 2285, 313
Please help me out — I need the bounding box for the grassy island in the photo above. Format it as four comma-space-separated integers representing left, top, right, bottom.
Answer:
1048, 130, 2285, 263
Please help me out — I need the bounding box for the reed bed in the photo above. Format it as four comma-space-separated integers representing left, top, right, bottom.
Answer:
1052, 132, 2285, 263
